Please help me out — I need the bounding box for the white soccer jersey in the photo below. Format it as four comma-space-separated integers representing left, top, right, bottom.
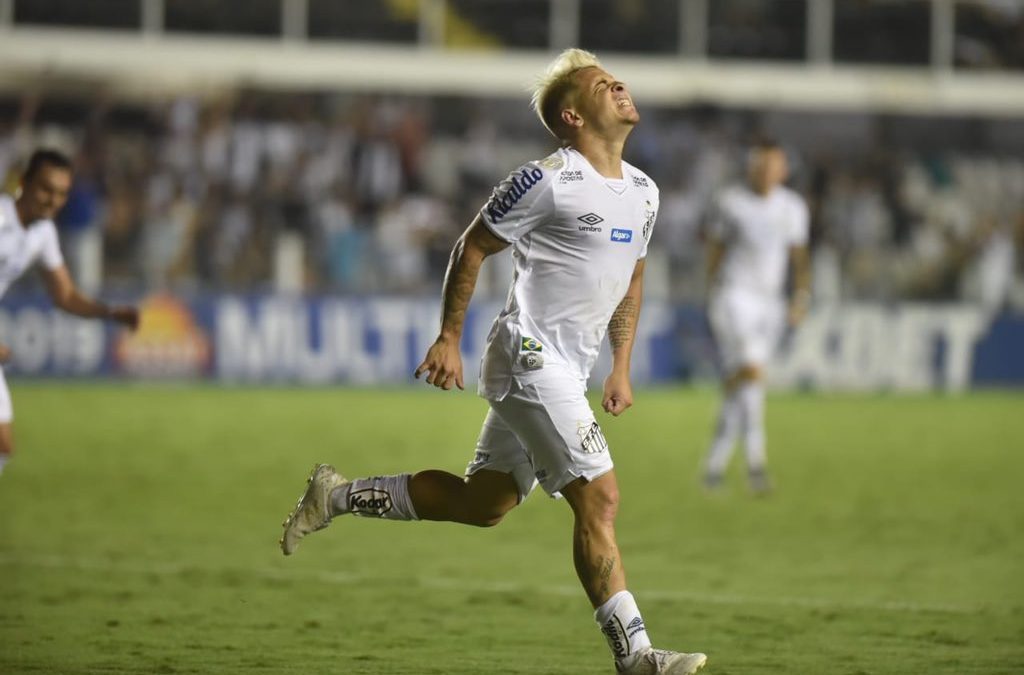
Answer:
477, 147, 658, 400
707, 185, 808, 298
0, 194, 65, 298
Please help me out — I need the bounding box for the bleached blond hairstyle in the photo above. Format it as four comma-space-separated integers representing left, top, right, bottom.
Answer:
530, 48, 602, 139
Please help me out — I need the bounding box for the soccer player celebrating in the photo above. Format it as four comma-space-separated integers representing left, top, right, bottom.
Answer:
280, 49, 707, 674
0, 149, 139, 476
701, 140, 811, 494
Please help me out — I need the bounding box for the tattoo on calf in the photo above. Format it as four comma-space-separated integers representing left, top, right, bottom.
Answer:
598, 555, 616, 596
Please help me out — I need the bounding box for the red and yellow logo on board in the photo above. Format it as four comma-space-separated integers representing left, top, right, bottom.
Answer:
114, 294, 210, 377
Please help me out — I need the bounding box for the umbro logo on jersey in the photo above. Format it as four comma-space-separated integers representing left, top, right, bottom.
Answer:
578, 213, 604, 233
559, 170, 584, 183
631, 175, 649, 188
486, 167, 544, 222
610, 228, 633, 243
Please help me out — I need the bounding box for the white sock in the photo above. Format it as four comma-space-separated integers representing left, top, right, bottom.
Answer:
705, 391, 741, 476
738, 381, 766, 471
595, 590, 652, 662
0, 454, 7, 476
331, 474, 419, 520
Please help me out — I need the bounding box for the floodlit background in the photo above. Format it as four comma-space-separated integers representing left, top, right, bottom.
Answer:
0, 3, 1023, 675
0, 0, 1021, 389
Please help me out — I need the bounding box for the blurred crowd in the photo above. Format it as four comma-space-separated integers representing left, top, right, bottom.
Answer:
0, 91, 1022, 313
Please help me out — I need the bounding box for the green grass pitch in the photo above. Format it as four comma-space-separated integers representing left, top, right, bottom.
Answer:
1, 383, 1022, 674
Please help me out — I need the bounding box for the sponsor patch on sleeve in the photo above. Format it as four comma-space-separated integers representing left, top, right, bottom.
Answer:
484, 167, 545, 222
537, 155, 565, 170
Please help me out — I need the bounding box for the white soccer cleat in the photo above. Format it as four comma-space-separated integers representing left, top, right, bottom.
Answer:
748, 468, 774, 496
617, 647, 708, 674
280, 463, 348, 556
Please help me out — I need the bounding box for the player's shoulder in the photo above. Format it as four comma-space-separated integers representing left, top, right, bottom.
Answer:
0, 194, 14, 227
33, 218, 60, 235
776, 185, 806, 205
622, 161, 659, 196
504, 149, 564, 188
534, 147, 570, 172
532, 147, 583, 187
483, 151, 559, 223
716, 184, 748, 207
775, 186, 809, 217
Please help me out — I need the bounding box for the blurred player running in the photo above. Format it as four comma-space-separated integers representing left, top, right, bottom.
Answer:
280, 49, 707, 674
0, 149, 139, 476
701, 140, 811, 494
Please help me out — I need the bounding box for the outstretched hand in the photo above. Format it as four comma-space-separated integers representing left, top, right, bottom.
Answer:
0, 343, 10, 364
109, 305, 140, 331
414, 335, 464, 391
602, 371, 633, 417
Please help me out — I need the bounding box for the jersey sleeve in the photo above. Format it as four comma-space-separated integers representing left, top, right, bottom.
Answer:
638, 192, 659, 260
703, 191, 733, 244
39, 222, 65, 270
479, 162, 554, 243
788, 195, 810, 247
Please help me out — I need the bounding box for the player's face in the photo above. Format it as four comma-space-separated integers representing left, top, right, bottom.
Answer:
572, 66, 639, 132
18, 164, 72, 223
747, 148, 788, 194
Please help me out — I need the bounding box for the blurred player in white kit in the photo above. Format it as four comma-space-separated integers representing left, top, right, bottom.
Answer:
280, 49, 707, 674
0, 149, 139, 476
701, 140, 811, 493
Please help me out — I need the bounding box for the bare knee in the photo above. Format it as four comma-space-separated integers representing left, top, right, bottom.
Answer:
0, 425, 13, 456
464, 509, 509, 528
586, 483, 620, 525
460, 470, 519, 527
461, 495, 516, 527
727, 364, 763, 390
565, 474, 620, 527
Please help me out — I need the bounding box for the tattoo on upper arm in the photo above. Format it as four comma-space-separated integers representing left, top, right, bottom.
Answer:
608, 297, 639, 350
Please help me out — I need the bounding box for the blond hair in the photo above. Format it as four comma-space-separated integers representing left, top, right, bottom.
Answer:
530, 48, 602, 139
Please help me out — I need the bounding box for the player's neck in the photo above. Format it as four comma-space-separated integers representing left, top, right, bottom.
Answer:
748, 180, 778, 197
13, 198, 31, 228
571, 134, 627, 179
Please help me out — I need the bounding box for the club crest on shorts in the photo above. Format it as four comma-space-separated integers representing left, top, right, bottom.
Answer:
577, 421, 608, 455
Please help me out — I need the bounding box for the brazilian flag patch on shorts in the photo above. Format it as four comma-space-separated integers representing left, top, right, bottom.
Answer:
521, 337, 543, 352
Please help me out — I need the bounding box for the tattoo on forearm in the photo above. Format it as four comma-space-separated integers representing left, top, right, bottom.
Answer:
608, 297, 639, 350
598, 555, 616, 597
440, 242, 480, 335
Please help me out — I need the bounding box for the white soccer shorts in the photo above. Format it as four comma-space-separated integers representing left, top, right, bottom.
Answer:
708, 287, 785, 374
467, 368, 614, 502
0, 366, 12, 424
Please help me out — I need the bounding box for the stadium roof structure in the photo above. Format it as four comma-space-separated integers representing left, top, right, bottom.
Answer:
1, 0, 1023, 118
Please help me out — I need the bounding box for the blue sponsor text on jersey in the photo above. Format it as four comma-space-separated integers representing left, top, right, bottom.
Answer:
610, 228, 633, 243
486, 167, 544, 221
